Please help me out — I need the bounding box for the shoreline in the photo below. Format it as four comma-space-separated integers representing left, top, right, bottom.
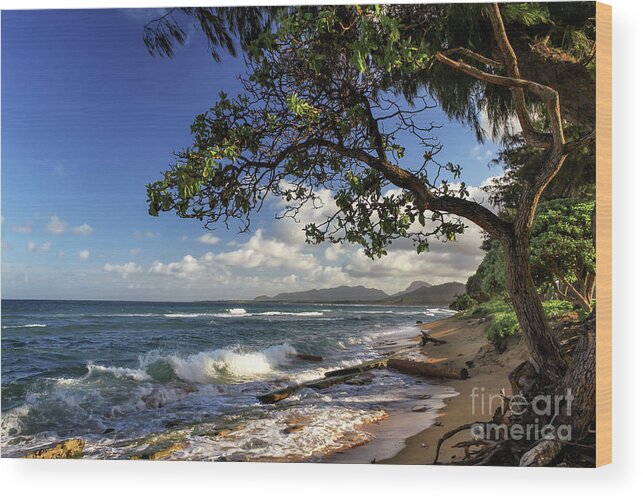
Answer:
326, 315, 527, 465
6, 311, 526, 463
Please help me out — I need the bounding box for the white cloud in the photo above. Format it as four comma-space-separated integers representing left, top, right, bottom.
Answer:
27, 241, 52, 253
2, 240, 13, 251
71, 223, 94, 236
150, 254, 205, 277
104, 262, 144, 278
211, 229, 318, 270
324, 244, 346, 262
45, 217, 93, 236
149, 253, 236, 284
9, 176, 497, 300
11, 223, 32, 233
271, 186, 340, 246
78, 250, 91, 260
342, 231, 484, 285
46, 216, 68, 236
470, 144, 495, 162
133, 231, 160, 239
197, 234, 221, 245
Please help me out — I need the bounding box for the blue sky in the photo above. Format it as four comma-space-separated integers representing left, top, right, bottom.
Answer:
1, 8, 503, 301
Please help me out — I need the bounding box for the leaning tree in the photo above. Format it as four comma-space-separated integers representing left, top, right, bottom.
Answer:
146, 4, 597, 464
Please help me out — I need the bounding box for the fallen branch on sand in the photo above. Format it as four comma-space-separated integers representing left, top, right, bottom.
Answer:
323, 358, 389, 378
420, 331, 447, 346
258, 354, 470, 404
257, 373, 358, 404
388, 359, 469, 380
432, 422, 505, 465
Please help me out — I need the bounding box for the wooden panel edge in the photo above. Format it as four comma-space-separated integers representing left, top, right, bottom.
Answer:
595, 1, 612, 468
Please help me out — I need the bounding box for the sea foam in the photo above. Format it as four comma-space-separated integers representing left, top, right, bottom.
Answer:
85, 362, 152, 382
134, 343, 295, 383
2, 324, 47, 329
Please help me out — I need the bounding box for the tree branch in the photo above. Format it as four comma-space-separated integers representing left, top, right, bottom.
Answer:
314, 139, 510, 239
440, 47, 502, 69
486, 3, 552, 150
434, 3, 593, 236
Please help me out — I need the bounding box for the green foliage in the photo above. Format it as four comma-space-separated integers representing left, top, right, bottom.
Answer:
147, 5, 476, 258
465, 298, 518, 340
501, 2, 550, 27
468, 297, 512, 318
469, 298, 575, 341
530, 198, 595, 283
487, 311, 520, 340
485, 133, 596, 211
465, 239, 506, 302
143, 7, 276, 61
464, 198, 595, 309
449, 293, 477, 311
541, 299, 574, 317
143, 4, 596, 143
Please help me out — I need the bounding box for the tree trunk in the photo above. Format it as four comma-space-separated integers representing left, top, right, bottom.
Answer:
503, 233, 568, 380
520, 327, 596, 466
559, 330, 596, 437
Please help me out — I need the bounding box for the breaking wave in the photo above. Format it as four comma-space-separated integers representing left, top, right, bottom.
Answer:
85, 362, 152, 382
84, 343, 297, 384
258, 311, 323, 317
164, 308, 323, 319
2, 324, 47, 329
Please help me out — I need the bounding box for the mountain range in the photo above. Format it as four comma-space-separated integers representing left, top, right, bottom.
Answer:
253, 281, 464, 306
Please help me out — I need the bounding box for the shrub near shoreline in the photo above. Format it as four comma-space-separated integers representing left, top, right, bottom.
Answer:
460, 298, 577, 341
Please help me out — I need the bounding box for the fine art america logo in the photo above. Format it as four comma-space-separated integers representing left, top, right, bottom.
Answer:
470, 387, 574, 441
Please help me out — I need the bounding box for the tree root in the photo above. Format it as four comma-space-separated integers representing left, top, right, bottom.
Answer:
432, 422, 486, 464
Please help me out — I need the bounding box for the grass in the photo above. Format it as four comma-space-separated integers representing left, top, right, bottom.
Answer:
464, 297, 575, 340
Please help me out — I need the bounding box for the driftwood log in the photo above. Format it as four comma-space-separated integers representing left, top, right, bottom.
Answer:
257, 374, 357, 404
259, 357, 390, 404
323, 358, 388, 378
420, 331, 447, 346
291, 353, 323, 362
388, 359, 469, 380
259, 355, 469, 404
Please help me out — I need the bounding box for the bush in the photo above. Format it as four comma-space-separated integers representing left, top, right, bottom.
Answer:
487, 311, 519, 340
473, 298, 576, 341
541, 300, 574, 317
450, 293, 477, 311
468, 297, 512, 318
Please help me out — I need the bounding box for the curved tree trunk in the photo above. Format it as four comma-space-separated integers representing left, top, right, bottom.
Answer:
503, 233, 568, 380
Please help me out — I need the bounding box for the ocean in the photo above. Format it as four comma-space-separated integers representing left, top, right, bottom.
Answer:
1, 299, 456, 461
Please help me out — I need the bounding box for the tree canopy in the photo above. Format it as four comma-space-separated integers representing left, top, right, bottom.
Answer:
145, 3, 596, 379
147, 5, 498, 258
145, 3, 597, 138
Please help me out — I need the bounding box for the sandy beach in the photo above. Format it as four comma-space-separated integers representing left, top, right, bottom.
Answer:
328, 315, 529, 465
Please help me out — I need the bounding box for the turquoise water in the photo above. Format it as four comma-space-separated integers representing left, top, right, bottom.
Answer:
1, 299, 454, 460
